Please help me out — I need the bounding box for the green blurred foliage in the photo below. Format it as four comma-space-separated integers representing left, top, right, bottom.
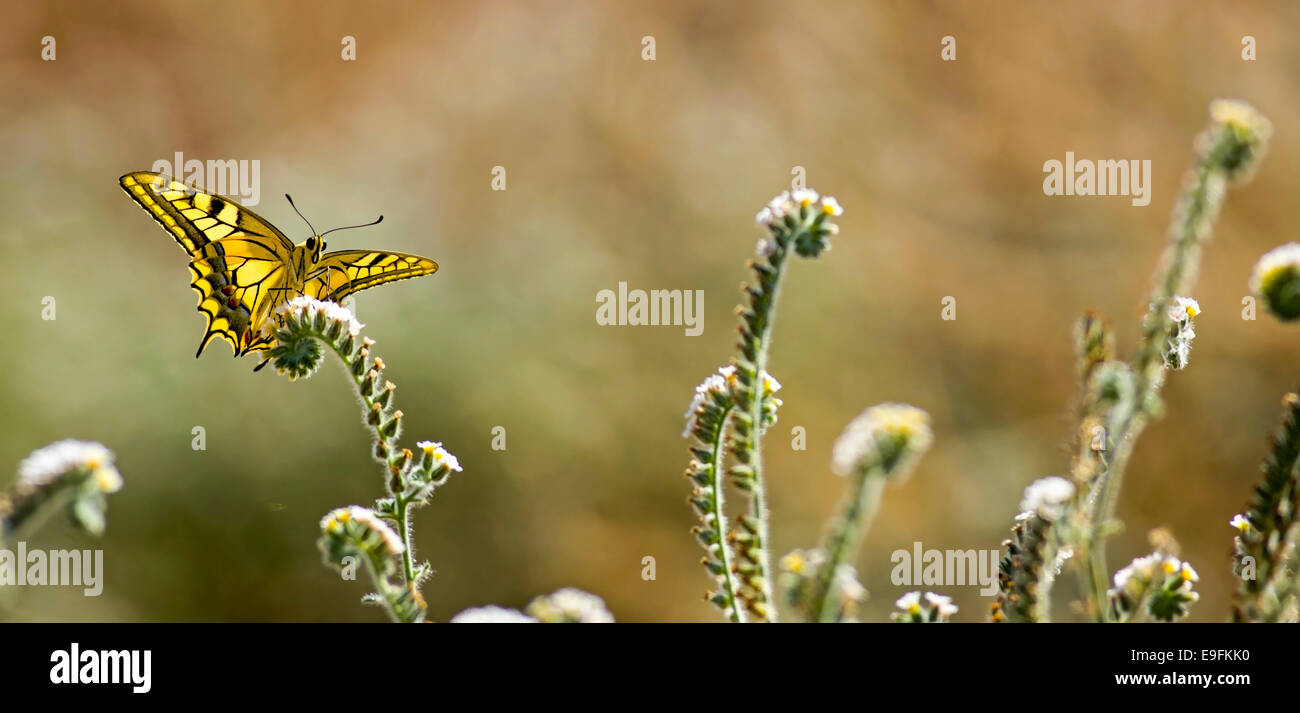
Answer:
2, 0, 1298, 622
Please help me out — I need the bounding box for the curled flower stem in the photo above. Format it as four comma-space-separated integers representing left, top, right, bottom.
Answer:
271, 298, 463, 622
684, 366, 755, 621
730, 194, 839, 621
318, 505, 420, 622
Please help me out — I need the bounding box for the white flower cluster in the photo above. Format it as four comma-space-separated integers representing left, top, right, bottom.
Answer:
1112, 553, 1198, 592
278, 295, 364, 337
320, 505, 404, 556
755, 188, 843, 227
894, 591, 958, 621
18, 439, 121, 494
830, 403, 933, 480
416, 440, 462, 474
682, 366, 780, 438
682, 367, 733, 437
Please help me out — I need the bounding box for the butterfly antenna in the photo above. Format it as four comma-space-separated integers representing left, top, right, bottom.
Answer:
284, 194, 318, 236
321, 215, 384, 238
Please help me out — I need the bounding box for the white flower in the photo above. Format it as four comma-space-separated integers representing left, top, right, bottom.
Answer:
1229, 514, 1253, 533
18, 440, 121, 493
755, 237, 774, 257
895, 591, 922, 613
1019, 476, 1076, 522
831, 403, 933, 479
1167, 296, 1201, 323
416, 441, 462, 473
761, 372, 782, 396
768, 191, 793, 216
526, 588, 615, 623
449, 605, 538, 623
924, 592, 958, 618
820, 196, 843, 216
791, 188, 820, 207
755, 208, 774, 227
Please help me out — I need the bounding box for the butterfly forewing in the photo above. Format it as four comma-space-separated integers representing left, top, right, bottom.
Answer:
119, 172, 294, 257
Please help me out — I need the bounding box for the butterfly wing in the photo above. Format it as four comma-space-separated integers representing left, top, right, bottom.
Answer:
119, 171, 297, 357
302, 250, 439, 303
119, 171, 295, 256
190, 237, 295, 357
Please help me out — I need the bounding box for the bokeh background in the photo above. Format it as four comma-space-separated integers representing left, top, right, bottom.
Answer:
3, 0, 1299, 622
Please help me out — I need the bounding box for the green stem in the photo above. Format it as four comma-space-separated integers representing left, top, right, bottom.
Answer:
709, 404, 746, 623
323, 339, 419, 594
1084, 131, 1235, 621
362, 552, 412, 623
813, 472, 885, 622
744, 243, 790, 622
395, 494, 416, 587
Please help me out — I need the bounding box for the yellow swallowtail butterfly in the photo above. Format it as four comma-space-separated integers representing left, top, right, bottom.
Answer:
119, 171, 438, 361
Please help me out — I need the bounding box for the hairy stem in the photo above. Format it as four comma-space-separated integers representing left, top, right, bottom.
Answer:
710, 405, 745, 622
812, 473, 885, 622
744, 252, 787, 620
1084, 127, 1239, 621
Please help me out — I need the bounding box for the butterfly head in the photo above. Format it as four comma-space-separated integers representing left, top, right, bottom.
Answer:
304, 236, 326, 263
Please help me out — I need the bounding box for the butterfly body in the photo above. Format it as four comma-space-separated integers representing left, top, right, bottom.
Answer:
119, 171, 438, 358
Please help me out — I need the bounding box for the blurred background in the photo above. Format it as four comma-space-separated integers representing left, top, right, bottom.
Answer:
2, 0, 1299, 622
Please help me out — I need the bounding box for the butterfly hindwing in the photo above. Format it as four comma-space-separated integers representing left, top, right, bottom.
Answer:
190, 237, 293, 356
119, 171, 294, 257
302, 250, 439, 302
